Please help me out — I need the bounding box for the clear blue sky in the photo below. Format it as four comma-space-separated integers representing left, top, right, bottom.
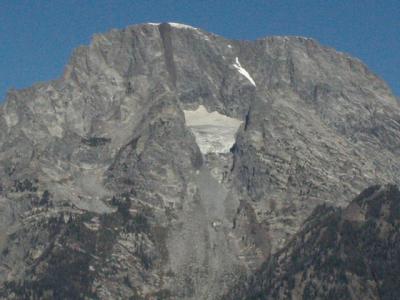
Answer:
1, 0, 399, 102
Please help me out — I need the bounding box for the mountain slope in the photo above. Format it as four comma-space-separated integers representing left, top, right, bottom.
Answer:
226, 184, 400, 300
0, 22, 399, 299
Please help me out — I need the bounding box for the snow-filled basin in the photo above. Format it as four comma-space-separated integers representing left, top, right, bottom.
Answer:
183, 105, 243, 154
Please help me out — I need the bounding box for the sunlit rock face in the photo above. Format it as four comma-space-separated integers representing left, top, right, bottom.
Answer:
183, 105, 243, 154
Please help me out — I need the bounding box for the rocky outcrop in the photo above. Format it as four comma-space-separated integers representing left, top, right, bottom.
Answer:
226, 184, 400, 300
0, 22, 399, 299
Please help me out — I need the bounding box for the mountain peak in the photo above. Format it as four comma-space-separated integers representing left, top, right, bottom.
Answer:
0, 22, 399, 299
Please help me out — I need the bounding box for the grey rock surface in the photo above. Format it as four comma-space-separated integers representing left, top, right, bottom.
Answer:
0, 22, 399, 299
225, 184, 400, 300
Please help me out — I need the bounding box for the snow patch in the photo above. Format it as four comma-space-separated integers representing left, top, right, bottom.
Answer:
168, 22, 197, 30
183, 105, 242, 154
233, 57, 256, 86
147, 22, 160, 26
227, 44, 232, 49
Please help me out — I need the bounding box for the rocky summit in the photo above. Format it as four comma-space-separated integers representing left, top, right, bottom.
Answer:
0, 22, 399, 299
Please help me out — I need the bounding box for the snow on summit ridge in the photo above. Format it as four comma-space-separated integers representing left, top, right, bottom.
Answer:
145, 22, 197, 30
168, 22, 197, 30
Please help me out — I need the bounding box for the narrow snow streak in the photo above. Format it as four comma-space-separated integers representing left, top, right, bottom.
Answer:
168, 22, 197, 30
146, 22, 197, 30
233, 57, 256, 86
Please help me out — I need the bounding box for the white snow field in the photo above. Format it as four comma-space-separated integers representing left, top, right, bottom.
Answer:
183, 105, 243, 154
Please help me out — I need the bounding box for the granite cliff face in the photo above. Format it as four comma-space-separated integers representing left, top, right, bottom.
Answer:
226, 184, 400, 300
0, 22, 399, 299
